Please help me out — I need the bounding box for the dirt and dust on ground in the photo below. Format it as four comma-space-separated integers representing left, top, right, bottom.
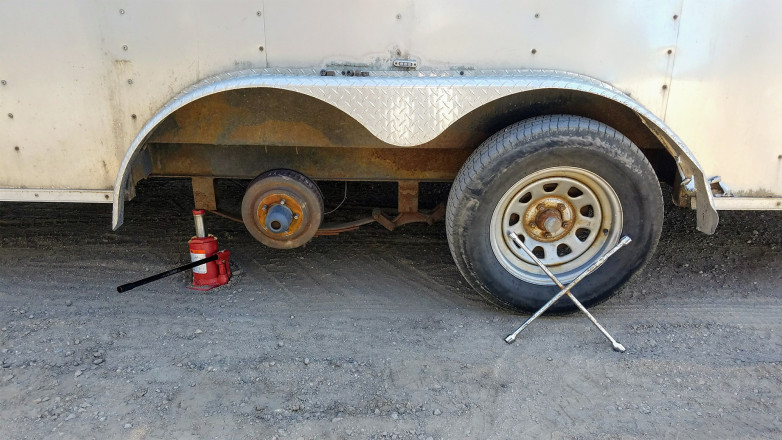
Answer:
0, 178, 780, 439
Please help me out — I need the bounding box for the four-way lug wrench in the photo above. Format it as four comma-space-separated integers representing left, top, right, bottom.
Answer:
504, 231, 631, 352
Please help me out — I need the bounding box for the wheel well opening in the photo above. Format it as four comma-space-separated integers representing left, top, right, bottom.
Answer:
415, 88, 678, 185
125, 87, 679, 200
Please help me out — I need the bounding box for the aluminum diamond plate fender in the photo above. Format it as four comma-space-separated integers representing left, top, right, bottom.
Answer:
112, 68, 718, 233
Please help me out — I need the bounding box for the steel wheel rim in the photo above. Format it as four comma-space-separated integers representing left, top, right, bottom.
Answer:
490, 166, 623, 285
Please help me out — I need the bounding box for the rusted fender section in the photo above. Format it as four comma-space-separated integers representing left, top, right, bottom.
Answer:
112, 68, 718, 233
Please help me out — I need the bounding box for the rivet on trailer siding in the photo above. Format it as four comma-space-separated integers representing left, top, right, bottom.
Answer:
535, 13, 540, 18
7, 113, 12, 119
14, 146, 19, 151
256, 11, 262, 16
662, 84, 668, 90
131, 114, 137, 120
122, 45, 128, 51
258, 46, 264, 52
1, 80, 6, 85
673, 14, 679, 20
396, 14, 402, 20
127, 79, 133, 85
667, 49, 673, 55
531, 48, 537, 54
119, 9, 125, 15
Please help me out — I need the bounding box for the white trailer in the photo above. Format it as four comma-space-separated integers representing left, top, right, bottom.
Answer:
2, 1, 780, 312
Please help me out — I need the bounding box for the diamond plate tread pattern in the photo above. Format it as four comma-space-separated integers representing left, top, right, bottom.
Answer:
163, 68, 674, 151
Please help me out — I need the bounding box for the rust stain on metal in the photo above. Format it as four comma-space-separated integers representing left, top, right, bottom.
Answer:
148, 144, 472, 181
372, 204, 446, 232
191, 176, 217, 210
314, 217, 376, 236
397, 181, 419, 213
229, 120, 331, 147
167, 95, 235, 144
151, 89, 385, 148
313, 204, 446, 236
523, 196, 575, 243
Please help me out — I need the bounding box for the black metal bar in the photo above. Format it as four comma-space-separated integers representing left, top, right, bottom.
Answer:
117, 254, 218, 293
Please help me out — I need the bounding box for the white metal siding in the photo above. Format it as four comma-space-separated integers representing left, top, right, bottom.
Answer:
0, 1, 266, 190
1, 0, 780, 202
667, 0, 782, 196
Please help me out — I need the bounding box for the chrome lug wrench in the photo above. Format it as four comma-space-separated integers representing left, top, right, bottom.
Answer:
504, 231, 631, 352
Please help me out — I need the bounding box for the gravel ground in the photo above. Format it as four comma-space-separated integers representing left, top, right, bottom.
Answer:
0, 179, 780, 439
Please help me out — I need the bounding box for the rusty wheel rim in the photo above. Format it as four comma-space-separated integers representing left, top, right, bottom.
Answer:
490, 167, 622, 285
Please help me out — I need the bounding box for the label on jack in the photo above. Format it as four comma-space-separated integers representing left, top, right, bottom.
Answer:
190, 250, 207, 274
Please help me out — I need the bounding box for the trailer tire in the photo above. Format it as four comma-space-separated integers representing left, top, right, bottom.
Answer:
446, 115, 663, 314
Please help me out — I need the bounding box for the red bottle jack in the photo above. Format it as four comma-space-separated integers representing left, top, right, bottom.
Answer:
188, 209, 231, 291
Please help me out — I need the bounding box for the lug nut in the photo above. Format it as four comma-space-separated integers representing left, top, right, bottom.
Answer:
558, 203, 566, 211
261, 205, 268, 211
280, 199, 285, 205
562, 221, 569, 228
543, 232, 552, 238
528, 221, 536, 228
293, 214, 299, 220
536, 203, 545, 211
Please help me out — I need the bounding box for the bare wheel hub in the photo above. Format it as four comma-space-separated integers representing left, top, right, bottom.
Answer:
257, 194, 303, 235
525, 197, 574, 241
241, 169, 324, 249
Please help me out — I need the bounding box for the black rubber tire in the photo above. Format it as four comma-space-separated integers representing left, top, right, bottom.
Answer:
446, 115, 663, 314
